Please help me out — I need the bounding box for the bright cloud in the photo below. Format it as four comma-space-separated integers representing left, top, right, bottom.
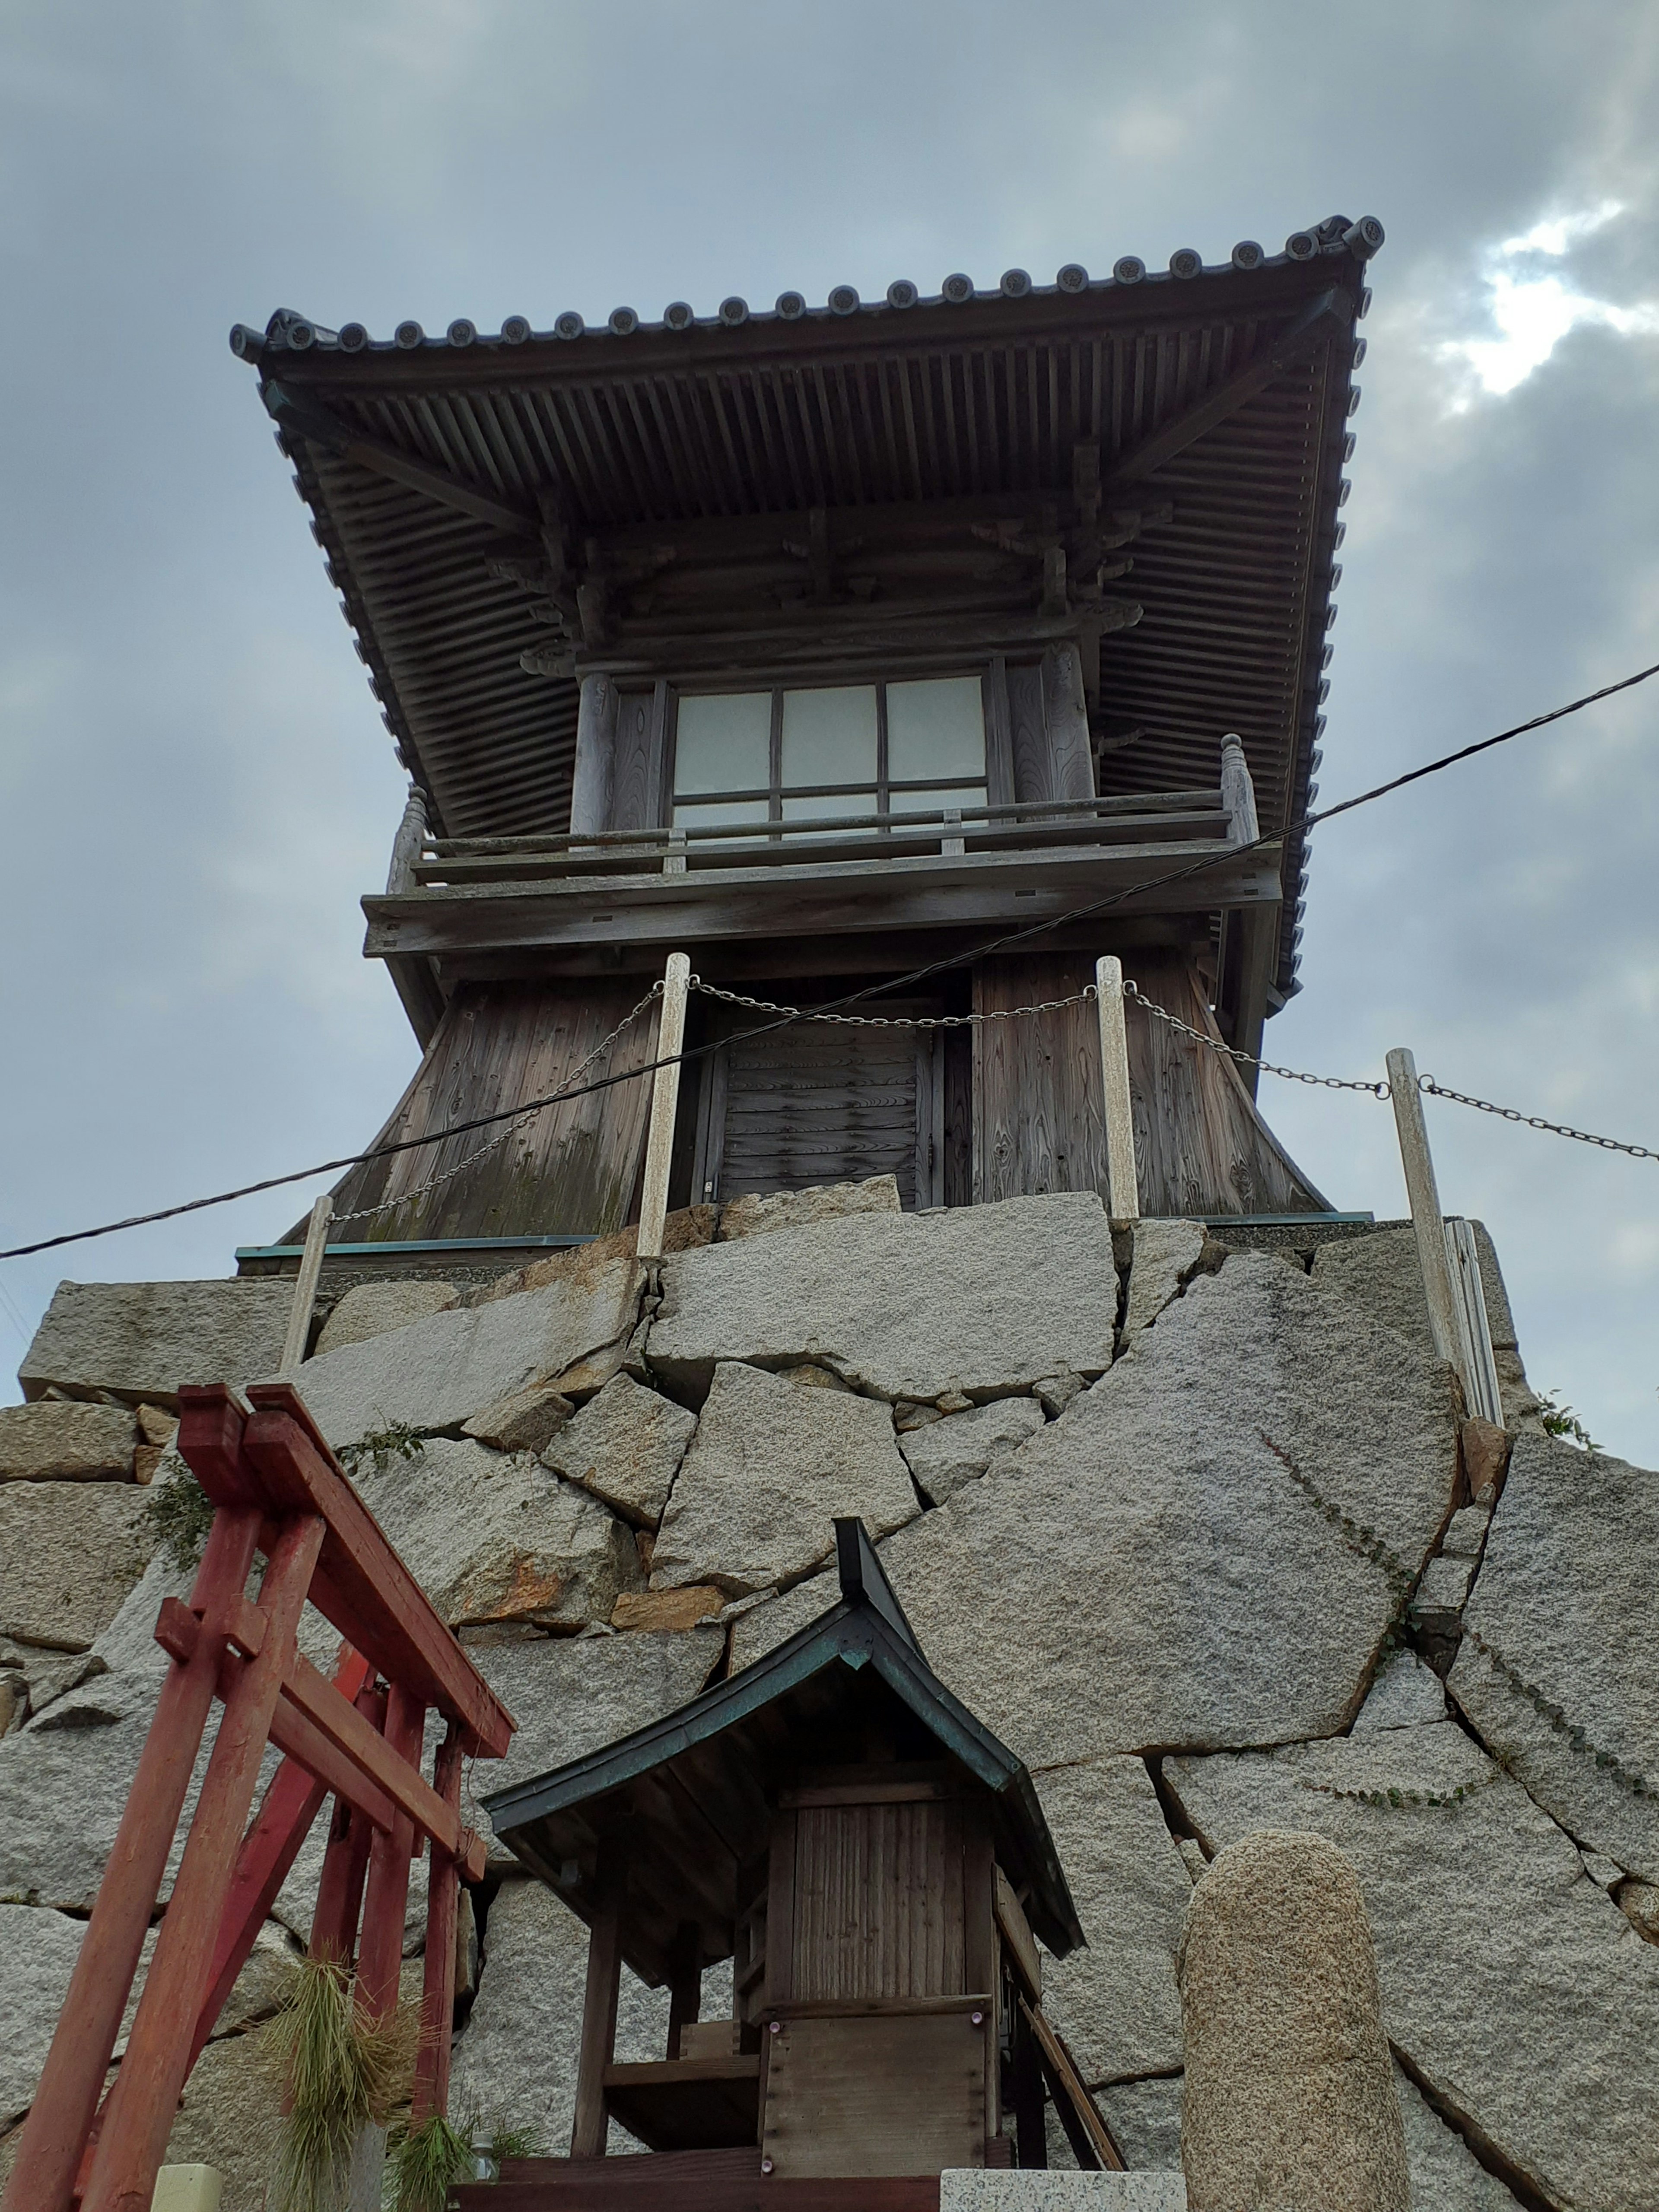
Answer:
1442, 200, 1659, 402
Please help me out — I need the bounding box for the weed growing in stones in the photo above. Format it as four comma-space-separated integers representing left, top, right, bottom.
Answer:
338, 1422, 428, 1480
143, 1466, 215, 1571
1537, 1389, 1601, 1453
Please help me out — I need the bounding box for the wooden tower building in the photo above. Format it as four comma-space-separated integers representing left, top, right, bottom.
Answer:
232, 216, 1380, 1257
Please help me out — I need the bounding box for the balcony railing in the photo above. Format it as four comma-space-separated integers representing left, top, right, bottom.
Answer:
367, 740, 1278, 967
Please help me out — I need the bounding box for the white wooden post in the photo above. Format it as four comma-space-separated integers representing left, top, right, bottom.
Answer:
1445, 1217, 1505, 1427
1385, 1047, 1465, 1374
1095, 955, 1141, 1222
385, 784, 428, 895
636, 953, 691, 1263
277, 1195, 332, 1377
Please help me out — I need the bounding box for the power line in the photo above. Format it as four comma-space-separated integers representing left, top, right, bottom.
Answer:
5, 655, 1657, 1264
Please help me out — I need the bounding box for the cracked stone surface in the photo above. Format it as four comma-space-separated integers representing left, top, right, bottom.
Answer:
1165, 1721, 1659, 2212
648, 1192, 1117, 1403
354, 1436, 642, 1633
0, 1480, 156, 1652
290, 1254, 640, 1448
1121, 1220, 1212, 1339
737, 1254, 1458, 1767
1448, 1432, 1659, 1885
19, 1278, 293, 1408
313, 1278, 459, 1355
1352, 1649, 1447, 1735
1033, 1758, 1190, 2087
649, 1360, 918, 1597
898, 1396, 1046, 1506
449, 1876, 666, 2155
542, 1370, 696, 1529
1096, 2075, 1183, 2170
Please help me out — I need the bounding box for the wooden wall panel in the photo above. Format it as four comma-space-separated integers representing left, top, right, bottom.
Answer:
791, 1802, 966, 2003
1041, 645, 1096, 803
610, 683, 668, 833
319, 982, 661, 1241
761, 2011, 986, 2179
972, 952, 1329, 1217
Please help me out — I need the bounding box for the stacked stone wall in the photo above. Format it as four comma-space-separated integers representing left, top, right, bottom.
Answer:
3, 1182, 1654, 2210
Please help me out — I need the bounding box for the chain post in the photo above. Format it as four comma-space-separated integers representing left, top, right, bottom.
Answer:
1095, 956, 1141, 1222
637, 954, 690, 1264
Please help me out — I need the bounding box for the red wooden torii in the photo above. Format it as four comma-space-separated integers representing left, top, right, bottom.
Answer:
2, 1379, 516, 2212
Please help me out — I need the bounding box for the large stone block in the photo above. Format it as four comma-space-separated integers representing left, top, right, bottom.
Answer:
470, 1626, 724, 1853
448, 1877, 667, 2154
899, 1397, 1045, 1507
1177, 1830, 1408, 2212
0, 1480, 156, 1651
353, 1437, 642, 1634
0, 1402, 137, 1482
0, 1903, 85, 2128
542, 1371, 696, 1529
648, 1192, 1117, 1404
1164, 1722, 1659, 2212
650, 1361, 918, 1598
1313, 1222, 1516, 1359
291, 1253, 640, 1449
739, 1254, 1457, 1768
1095, 2077, 1182, 2172
1121, 1220, 1212, 1340
1032, 1757, 1190, 2086
1448, 1433, 1659, 1882
716, 1174, 902, 1241
1393, 2063, 1522, 2210
312, 1278, 458, 1355
19, 1279, 293, 1409
941, 2178, 1187, 2210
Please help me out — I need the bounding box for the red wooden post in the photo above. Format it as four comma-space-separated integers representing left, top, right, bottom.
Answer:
355, 1681, 425, 2024
81, 1510, 327, 2212
411, 1725, 465, 2125
0, 1503, 263, 2212
309, 1678, 386, 1965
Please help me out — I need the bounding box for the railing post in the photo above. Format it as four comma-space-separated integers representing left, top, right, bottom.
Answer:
637, 953, 691, 1263
1386, 1048, 1465, 1375
1095, 955, 1141, 1222
385, 783, 428, 895
277, 1195, 332, 1377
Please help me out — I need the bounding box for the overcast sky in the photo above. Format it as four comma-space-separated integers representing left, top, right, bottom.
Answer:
3, 1, 1656, 1463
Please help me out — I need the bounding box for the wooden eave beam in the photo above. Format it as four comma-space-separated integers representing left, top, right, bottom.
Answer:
262, 380, 538, 540
1106, 289, 1352, 490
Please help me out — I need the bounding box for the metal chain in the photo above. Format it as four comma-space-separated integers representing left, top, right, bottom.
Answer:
1116, 980, 1393, 1097
1420, 1077, 1657, 1162
333, 981, 665, 1223
690, 972, 1390, 1093
688, 976, 1097, 1029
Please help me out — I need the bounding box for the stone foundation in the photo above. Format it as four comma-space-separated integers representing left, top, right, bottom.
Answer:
5, 1186, 1655, 2211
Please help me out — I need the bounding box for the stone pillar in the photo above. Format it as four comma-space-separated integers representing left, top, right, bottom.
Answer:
1177, 1829, 1408, 2212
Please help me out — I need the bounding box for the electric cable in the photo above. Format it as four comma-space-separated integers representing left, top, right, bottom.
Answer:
4, 655, 1656, 1262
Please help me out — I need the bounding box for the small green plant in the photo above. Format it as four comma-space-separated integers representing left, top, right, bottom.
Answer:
1538, 1389, 1600, 1453
338, 1421, 429, 1480
143, 1468, 216, 1572
385, 2107, 547, 2208
385, 2113, 471, 2212
267, 1954, 420, 2212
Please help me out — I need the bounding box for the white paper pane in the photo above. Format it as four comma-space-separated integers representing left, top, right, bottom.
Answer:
672, 798, 771, 839
886, 677, 985, 782
888, 783, 987, 820
781, 791, 880, 839
673, 692, 771, 796
780, 686, 878, 787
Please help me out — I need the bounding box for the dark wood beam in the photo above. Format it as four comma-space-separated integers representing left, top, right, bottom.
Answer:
1106, 289, 1351, 490
262, 381, 538, 540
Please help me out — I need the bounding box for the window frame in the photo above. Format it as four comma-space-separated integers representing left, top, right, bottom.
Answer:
666, 673, 993, 832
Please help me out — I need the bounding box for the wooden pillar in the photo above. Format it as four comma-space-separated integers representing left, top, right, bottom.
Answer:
278, 1195, 332, 1377
355, 1682, 426, 2023
1386, 1047, 1464, 1373
666, 1920, 702, 2060
963, 1806, 1000, 2148
1094, 957, 1140, 1221
1219, 737, 1278, 1085
636, 953, 690, 1264
410, 1727, 465, 2126
570, 673, 619, 836
0, 1504, 263, 2212
572, 1858, 628, 2159
83, 1511, 327, 2212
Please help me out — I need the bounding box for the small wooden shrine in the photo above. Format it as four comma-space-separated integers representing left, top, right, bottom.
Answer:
228, 219, 1383, 1276
463, 1521, 1114, 2206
